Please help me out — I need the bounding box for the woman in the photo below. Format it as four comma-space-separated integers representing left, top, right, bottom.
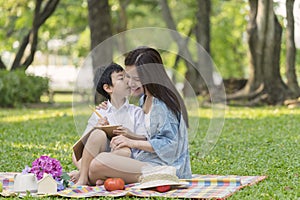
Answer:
87, 47, 192, 185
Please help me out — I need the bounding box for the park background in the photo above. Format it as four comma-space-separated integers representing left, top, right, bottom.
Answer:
0, 0, 299, 199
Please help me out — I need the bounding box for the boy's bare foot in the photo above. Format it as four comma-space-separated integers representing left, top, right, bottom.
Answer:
74, 179, 89, 186
75, 174, 89, 186
68, 170, 80, 183
96, 179, 104, 186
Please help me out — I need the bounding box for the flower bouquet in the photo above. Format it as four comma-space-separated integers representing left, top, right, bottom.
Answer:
22, 155, 70, 191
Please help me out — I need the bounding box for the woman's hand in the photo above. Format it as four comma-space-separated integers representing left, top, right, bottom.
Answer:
96, 101, 108, 110
112, 126, 133, 136
96, 116, 109, 126
110, 135, 134, 150
111, 134, 154, 153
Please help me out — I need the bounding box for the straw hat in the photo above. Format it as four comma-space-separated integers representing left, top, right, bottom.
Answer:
133, 165, 188, 189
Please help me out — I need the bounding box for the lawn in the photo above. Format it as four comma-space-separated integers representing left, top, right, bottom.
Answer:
0, 95, 299, 199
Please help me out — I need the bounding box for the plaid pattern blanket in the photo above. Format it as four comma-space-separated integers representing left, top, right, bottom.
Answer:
0, 172, 266, 199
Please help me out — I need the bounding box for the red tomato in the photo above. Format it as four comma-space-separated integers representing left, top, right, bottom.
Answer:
156, 185, 171, 192
104, 178, 125, 191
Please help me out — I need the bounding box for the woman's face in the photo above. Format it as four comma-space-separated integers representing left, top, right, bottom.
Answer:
124, 65, 144, 97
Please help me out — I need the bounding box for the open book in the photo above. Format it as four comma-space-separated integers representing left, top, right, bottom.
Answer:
72, 125, 146, 161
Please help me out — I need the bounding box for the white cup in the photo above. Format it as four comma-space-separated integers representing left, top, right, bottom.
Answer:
13, 173, 38, 193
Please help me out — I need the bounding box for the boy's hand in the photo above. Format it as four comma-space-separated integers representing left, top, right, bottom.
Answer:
96, 116, 109, 126
96, 101, 108, 110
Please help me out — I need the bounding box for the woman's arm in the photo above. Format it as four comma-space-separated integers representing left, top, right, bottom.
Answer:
96, 101, 108, 110
110, 135, 154, 152
145, 100, 182, 162
132, 139, 154, 152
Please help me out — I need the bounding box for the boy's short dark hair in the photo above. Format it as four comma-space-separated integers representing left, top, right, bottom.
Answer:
96, 63, 124, 100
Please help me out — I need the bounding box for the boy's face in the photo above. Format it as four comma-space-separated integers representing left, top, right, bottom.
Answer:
110, 71, 131, 98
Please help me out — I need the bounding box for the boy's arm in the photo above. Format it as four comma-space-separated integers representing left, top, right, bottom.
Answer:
82, 113, 98, 135
96, 116, 109, 126
83, 110, 109, 135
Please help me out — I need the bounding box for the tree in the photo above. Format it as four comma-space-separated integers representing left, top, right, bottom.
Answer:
285, 0, 300, 96
232, 0, 292, 104
160, 0, 214, 97
114, 0, 130, 53
194, 0, 214, 95
87, 0, 112, 62
87, 0, 112, 104
195, 0, 210, 54
88, 0, 112, 53
39, 0, 89, 58
0, 0, 89, 70
4, 0, 60, 71
210, 1, 248, 78
88, 0, 112, 69
0, 59, 5, 70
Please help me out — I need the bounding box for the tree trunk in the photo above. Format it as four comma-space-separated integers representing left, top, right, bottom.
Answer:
286, 0, 300, 96
116, 0, 129, 53
258, 0, 289, 104
87, 0, 112, 104
0, 58, 6, 70
172, 27, 193, 83
22, 0, 40, 69
195, 0, 210, 54
195, 0, 214, 94
10, 0, 59, 71
88, 0, 112, 70
244, 0, 263, 94
234, 0, 290, 104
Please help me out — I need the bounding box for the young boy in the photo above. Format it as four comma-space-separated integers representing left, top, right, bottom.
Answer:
71, 63, 147, 185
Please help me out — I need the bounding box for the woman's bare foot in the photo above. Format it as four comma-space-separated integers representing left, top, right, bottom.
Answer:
68, 170, 80, 183
96, 179, 104, 186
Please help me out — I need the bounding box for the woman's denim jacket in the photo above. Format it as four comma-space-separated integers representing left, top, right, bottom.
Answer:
135, 97, 192, 179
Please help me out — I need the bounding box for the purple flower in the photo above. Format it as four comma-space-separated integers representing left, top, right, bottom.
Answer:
56, 179, 65, 191
29, 155, 62, 181
22, 165, 31, 174
24, 155, 69, 191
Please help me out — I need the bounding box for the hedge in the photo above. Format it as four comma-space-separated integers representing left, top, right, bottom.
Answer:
0, 69, 49, 107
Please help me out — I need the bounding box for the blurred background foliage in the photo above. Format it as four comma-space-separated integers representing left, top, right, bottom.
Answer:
1, 0, 300, 106
0, 0, 251, 77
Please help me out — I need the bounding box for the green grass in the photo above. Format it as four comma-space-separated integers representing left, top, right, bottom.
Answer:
0, 96, 299, 199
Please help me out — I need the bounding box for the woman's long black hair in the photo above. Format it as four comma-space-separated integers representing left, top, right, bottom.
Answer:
125, 47, 189, 127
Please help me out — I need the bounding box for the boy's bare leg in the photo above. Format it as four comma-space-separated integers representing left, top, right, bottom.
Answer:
76, 129, 108, 185
70, 146, 130, 183
69, 153, 82, 183
111, 147, 131, 157
88, 152, 149, 185
72, 152, 81, 170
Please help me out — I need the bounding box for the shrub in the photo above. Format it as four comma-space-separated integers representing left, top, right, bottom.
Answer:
0, 69, 49, 107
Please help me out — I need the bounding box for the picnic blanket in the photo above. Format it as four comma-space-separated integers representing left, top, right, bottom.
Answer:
0, 172, 266, 199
